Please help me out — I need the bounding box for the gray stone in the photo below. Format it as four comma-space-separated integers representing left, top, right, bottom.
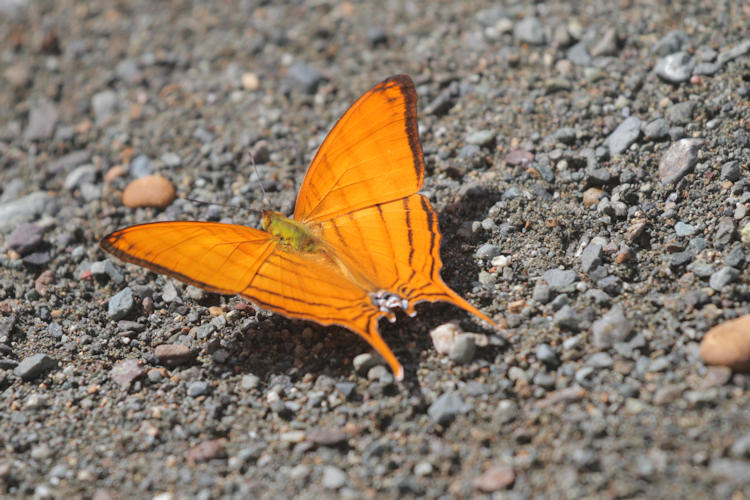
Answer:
241, 374, 260, 390
542, 268, 577, 291
655, 51, 694, 83
449, 334, 476, 364
428, 392, 468, 425
567, 42, 591, 65
666, 101, 696, 125
13, 354, 57, 381
658, 139, 701, 186
536, 343, 558, 365
532, 281, 551, 304
466, 129, 495, 146
0, 191, 54, 232
321, 466, 347, 489
285, 63, 325, 94
91, 90, 119, 123
475, 243, 502, 260
24, 99, 58, 141
592, 306, 632, 348
587, 352, 613, 368
709, 266, 739, 291
130, 155, 152, 178
721, 161, 742, 182
108, 287, 134, 320
187, 381, 210, 397
7, 222, 45, 256
718, 39, 750, 65
553, 305, 581, 331
674, 221, 696, 237
514, 17, 545, 45
652, 30, 689, 56
580, 242, 602, 273
64, 164, 97, 190
607, 117, 642, 156
644, 118, 670, 140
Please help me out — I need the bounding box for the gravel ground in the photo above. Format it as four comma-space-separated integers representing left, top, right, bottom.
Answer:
1, 0, 750, 498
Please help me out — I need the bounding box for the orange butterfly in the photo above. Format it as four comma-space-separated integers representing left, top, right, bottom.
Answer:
101, 75, 496, 380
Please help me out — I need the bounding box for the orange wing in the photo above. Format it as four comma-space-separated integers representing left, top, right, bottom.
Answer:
294, 74, 424, 222
317, 194, 496, 326
100, 221, 405, 378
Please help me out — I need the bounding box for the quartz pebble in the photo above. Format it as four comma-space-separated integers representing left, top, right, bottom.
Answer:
700, 314, 750, 371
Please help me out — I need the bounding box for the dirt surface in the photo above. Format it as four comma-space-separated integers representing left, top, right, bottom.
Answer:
1, 1, 750, 498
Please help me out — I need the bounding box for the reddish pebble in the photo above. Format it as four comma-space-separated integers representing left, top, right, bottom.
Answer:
104, 165, 127, 183
583, 187, 605, 207
110, 359, 145, 389
122, 175, 176, 209
154, 344, 192, 367
187, 439, 227, 463
505, 150, 534, 166
700, 314, 750, 372
473, 463, 515, 492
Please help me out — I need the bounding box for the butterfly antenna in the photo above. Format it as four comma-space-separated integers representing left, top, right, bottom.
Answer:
246, 151, 269, 209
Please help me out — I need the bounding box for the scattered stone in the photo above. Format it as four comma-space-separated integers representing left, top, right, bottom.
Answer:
652, 30, 688, 56
285, 63, 325, 94
553, 305, 581, 331
429, 322, 462, 355
607, 116, 641, 156
582, 187, 605, 207
655, 51, 694, 83
307, 428, 348, 447
721, 160, 742, 182
658, 139, 701, 186
514, 17, 545, 45
428, 392, 468, 426
505, 150, 534, 166
542, 268, 576, 291
24, 99, 58, 141
666, 101, 696, 125
717, 39, 750, 65
592, 306, 632, 348
465, 130, 495, 146
241, 374, 261, 390
110, 359, 145, 389
13, 353, 57, 381
0, 191, 54, 232
352, 353, 381, 376
154, 344, 192, 367
475, 243, 502, 259
449, 334, 476, 364
474, 463, 515, 492
91, 90, 119, 123
532, 281, 551, 304
674, 221, 696, 237
187, 381, 210, 397
107, 287, 134, 320
709, 266, 739, 291
122, 175, 176, 209
7, 222, 45, 256
187, 439, 227, 463
580, 242, 602, 273
700, 314, 750, 371
321, 466, 347, 489
644, 118, 670, 140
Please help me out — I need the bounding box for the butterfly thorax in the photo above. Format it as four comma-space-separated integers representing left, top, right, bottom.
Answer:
262, 210, 320, 253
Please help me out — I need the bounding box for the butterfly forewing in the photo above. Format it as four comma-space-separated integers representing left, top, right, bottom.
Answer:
294, 74, 424, 223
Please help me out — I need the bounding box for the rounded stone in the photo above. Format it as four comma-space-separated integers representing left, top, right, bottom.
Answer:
122, 175, 176, 209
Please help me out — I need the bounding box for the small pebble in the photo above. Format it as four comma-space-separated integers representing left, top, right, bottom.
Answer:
473, 463, 516, 492
122, 175, 176, 209
449, 334, 476, 364
321, 466, 347, 489
13, 353, 57, 381
154, 344, 192, 367
107, 287, 134, 320
428, 392, 468, 426
187, 439, 227, 463
187, 381, 210, 397
658, 139, 702, 186
700, 314, 750, 371
607, 116, 641, 156
109, 359, 145, 389
592, 306, 632, 348
655, 51, 694, 83
429, 322, 462, 355
542, 268, 577, 291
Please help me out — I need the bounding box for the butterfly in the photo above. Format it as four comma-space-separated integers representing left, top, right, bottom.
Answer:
100, 74, 497, 380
